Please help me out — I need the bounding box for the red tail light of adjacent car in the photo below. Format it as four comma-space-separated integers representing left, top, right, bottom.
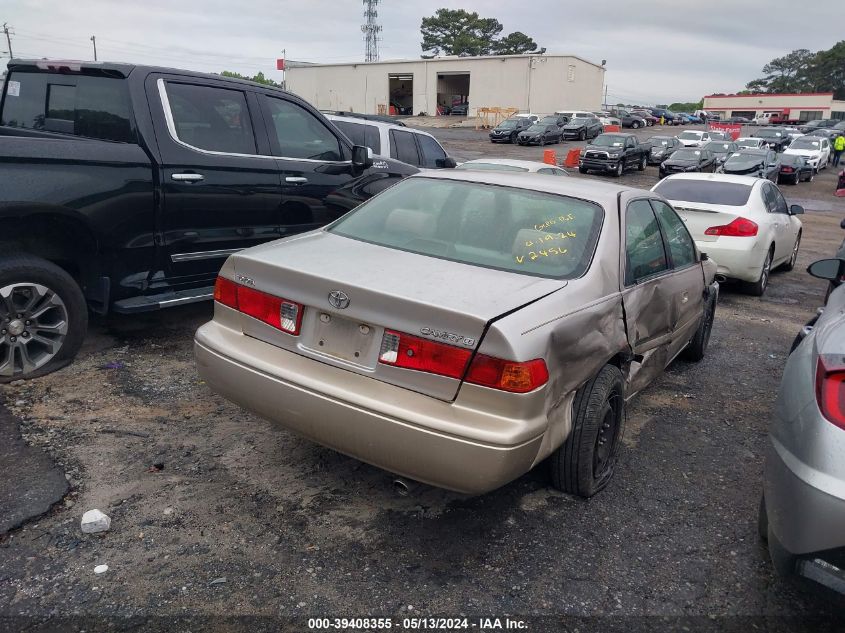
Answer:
378, 329, 549, 393
815, 355, 845, 431
213, 276, 303, 335
704, 217, 759, 237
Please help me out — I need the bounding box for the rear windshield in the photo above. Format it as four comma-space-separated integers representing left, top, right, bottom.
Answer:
678, 132, 701, 140
653, 179, 753, 206
329, 178, 604, 279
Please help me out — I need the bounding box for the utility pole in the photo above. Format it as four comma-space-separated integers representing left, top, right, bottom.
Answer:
2, 23, 13, 59
90, 35, 97, 61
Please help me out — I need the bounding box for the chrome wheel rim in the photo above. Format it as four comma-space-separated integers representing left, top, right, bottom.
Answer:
0, 283, 69, 377
790, 237, 800, 267
761, 253, 771, 290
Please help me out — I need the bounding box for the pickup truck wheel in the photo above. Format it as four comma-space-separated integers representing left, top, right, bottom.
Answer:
637, 155, 647, 171
683, 287, 715, 362
0, 255, 87, 383
578, 166, 587, 174
549, 365, 625, 498
614, 161, 624, 177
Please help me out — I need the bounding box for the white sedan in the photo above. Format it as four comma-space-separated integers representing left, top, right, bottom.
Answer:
455, 158, 568, 175
783, 135, 832, 172
651, 174, 803, 295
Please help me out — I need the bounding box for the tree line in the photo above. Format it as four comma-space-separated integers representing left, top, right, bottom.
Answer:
743, 42, 845, 98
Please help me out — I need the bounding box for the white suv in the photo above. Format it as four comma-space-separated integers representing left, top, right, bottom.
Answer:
326, 115, 456, 170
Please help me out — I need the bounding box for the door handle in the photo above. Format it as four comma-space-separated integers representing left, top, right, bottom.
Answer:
285, 176, 308, 184
171, 173, 204, 182
681, 291, 689, 304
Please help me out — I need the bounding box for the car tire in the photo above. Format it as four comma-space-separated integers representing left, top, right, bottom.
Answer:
579, 130, 586, 141
549, 364, 625, 498
0, 254, 88, 383
632, 121, 640, 129
780, 232, 801, 272
683, 288, 716, 362
579, 166, 587, 174
510, 132, 517, 144
743, 247, 773, 296
614, 161, 624, 177
792, 174, 800, 185
768, 524, 798, 578
637, 155, 646, 171
807, 170, 815, 182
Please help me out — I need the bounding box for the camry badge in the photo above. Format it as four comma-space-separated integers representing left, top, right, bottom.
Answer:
328, 290, 350, 310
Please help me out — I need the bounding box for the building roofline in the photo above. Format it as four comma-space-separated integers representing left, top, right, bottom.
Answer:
287, 53, 606, 71
704, 92, 834, 99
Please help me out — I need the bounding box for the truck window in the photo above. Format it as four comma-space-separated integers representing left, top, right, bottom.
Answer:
389, 130, 420, 166
166, 83, 256, 155
1, 72, 134, 143
332, 120, 381, 154
264, 96, 343, 161
417, 134, 447, 168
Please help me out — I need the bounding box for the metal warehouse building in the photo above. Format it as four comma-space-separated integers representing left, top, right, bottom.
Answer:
703, 92, 845, 121
285, 54, 606, 117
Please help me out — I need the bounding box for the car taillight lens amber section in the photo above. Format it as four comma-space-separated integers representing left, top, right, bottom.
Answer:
815, 355, 845, 431
213, 276, 303, 335
378, 329, 548, 393
465, 354, 549, 393
704, 217, 758, 237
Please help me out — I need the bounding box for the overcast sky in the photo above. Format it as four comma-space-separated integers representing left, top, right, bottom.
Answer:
2, 0, 842, 104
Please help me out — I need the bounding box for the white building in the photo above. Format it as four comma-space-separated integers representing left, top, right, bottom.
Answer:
285, 54, 606, 117
703, 92, 845, 122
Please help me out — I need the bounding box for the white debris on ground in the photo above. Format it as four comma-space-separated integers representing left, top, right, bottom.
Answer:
94, 564, 109, 574
80, 509, 111, 533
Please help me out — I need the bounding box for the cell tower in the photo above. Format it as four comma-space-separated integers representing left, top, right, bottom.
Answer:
361, 0, 382, 62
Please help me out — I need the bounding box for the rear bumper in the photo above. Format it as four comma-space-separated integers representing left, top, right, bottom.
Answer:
692, 239, 764, 283
764, 437, 845, 555
194, 320, 546, 494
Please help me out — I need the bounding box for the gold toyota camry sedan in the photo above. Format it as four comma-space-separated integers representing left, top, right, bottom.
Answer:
195, 170, 717, 496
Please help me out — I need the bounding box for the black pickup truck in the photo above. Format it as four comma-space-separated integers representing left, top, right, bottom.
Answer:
578, 133, 652, 177
0, 59, 417, 382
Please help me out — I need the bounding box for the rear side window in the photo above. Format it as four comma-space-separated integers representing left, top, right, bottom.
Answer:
651, 200, 696, 268
389, 129, 420, 166
333, 120, 381, 154
625, 200, 668, 284
417, 134, 447, 168
264, 97, 342, 161
2, 72, 134, 143
166, 82, 256, 154
652, 180, 752, 206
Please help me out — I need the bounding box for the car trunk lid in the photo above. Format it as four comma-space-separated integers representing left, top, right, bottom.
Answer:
667, 201, 740, 242
228, 231, 565, 400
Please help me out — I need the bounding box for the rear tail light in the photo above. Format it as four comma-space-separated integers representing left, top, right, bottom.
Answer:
378, 330, 548, 393
815, 356, 845, 430
782, 166, 794, 173
213, 275, 303, 335
704, 217, 758, 237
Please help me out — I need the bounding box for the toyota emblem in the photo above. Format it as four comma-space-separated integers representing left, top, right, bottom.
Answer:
328, 290, 350, 310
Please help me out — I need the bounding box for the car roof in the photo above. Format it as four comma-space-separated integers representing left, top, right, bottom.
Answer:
325, 114, 435, 139
460, 158, 564, 171
558, 110, 593, 115
409, 167, 635, 205
654, 173, 763, 187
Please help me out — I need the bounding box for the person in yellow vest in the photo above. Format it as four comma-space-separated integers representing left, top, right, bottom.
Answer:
833, 132, 845, 167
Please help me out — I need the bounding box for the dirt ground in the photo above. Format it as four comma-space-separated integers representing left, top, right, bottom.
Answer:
2, 124, 845, 631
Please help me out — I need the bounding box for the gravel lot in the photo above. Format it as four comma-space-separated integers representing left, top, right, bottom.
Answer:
2, 123, 845, 630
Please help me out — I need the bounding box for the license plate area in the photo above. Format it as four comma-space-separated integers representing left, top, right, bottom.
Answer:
303, 312, 378, 365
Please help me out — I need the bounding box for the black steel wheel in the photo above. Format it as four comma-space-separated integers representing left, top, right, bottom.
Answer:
549, 365, 625, 497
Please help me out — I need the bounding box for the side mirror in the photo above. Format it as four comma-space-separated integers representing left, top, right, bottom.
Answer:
807, 258, 845, 281
699, 251, 709, 262
789, 204, 804, 215
437, 156, 457, 169
352, 145, 373, 170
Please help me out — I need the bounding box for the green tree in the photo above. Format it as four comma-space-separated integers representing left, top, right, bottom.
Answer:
420, 9, 543, 57
668, 100, 703, 112
812, 41, 845, 99
220, 70, 280, 87
743, 45, 845, 96
494, 32, 545, 55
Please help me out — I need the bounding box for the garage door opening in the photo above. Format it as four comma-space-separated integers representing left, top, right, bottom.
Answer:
388, 74, 413, 116
437, 72, 470, 116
